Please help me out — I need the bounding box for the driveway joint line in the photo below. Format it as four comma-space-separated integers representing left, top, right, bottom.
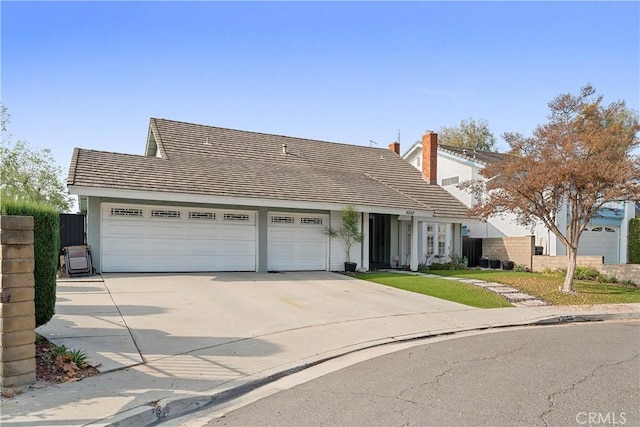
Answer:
102, 279, 148, 364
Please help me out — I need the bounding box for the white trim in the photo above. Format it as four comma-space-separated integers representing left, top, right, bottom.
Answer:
69, 185, 437, 218
403, 143, 422, 159
410, 216, 419, 271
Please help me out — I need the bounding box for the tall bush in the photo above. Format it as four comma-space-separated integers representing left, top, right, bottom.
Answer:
1, 199, 59, 326
629, 218, 640, 264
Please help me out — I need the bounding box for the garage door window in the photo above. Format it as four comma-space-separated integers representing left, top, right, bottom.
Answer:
271, 215, 295, 224
110, 207, 142, 217
188, 211, 216, 220
151, 209, 181, 219
223, 213, 250, 222
301, 217, 323, 225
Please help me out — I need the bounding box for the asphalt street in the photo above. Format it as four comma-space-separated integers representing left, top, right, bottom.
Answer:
196, 321, 640, 427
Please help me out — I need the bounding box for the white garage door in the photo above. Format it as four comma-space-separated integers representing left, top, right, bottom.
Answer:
578, 226, 619, 264
101, 204, 256, 272
268, 212, 328, 271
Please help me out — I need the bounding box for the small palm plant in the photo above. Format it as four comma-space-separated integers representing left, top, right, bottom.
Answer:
323, 205, 365, 271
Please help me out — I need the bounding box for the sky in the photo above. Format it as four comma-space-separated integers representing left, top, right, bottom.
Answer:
2, 1, 639, 181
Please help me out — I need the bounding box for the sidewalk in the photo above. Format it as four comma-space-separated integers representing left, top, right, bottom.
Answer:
1, 273, 638, 427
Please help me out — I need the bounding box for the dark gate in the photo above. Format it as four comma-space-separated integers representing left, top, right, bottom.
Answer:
59, 213, 86, 252
463, 237, 483, 267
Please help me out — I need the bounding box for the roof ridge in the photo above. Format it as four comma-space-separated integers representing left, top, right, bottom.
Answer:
72, 147, 169, 159
150, 117, 392, 153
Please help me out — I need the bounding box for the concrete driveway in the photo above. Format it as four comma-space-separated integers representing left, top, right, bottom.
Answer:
25, 271, 479, 425
41, 271, 473, 373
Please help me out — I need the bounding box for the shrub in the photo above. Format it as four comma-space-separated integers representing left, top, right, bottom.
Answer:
629, 218, 640, 264
50, 344, 68, 357
67, 348, 89, 365
596, 275, 618, 284
514, 264, 529, 272
1, 199, 60, 326
428, 260, 467, 271
574, 266, 601, 281
417, 263, 429, 273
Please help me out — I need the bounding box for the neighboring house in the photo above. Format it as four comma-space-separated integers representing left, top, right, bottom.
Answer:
67, 118, 471, 273
403, 136, 635, 264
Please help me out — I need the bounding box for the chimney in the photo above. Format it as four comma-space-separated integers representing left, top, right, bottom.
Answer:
388, 141, 400, 155
422, 131, 438, 185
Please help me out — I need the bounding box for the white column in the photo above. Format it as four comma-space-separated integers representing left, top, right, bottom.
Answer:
410, 216, 419, 271
619, 201, 634, 264
361, 212, 370, 271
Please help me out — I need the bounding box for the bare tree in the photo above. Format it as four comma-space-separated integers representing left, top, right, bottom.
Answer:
439, 118, 497, 152
461, 85, 640, 292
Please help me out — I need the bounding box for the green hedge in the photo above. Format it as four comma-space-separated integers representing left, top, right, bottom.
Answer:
1, 199, 60, 326
629, 218, 640, 264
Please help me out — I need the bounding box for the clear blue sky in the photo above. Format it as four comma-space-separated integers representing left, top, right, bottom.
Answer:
2, 1, 639, 177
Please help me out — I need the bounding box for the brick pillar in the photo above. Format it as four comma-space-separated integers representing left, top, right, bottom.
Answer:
0, 216, 36, 388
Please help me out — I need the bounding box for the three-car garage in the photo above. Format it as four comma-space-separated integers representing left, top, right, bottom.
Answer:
100, 203, 329, 273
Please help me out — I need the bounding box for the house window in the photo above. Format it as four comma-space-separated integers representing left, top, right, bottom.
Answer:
426, 224, 435, 256
438, 234, 446, 255
441, 176, 459, 186
427, 236, 434, 255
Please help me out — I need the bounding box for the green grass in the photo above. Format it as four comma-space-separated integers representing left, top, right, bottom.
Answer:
430, 270, 640, 306
352, 272, 512, 308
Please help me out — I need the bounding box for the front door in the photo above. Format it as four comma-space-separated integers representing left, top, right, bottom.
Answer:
369, 214, 391, 269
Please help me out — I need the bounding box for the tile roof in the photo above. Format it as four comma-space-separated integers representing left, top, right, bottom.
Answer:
68, 118, 471, 218
438, 144, 507, 165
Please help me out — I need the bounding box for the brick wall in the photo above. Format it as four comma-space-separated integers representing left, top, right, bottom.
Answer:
482, 236, 534, 269
531, 255, 604, 272
0, 215, 36, 387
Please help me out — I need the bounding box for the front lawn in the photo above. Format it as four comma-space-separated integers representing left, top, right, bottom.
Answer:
352, 272, 512, 309
430, 270, 640, 306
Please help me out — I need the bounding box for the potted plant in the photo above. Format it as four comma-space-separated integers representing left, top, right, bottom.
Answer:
323, 205, 365, 272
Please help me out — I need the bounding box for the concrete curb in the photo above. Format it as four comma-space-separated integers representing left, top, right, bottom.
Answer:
99, 312, 640, 427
